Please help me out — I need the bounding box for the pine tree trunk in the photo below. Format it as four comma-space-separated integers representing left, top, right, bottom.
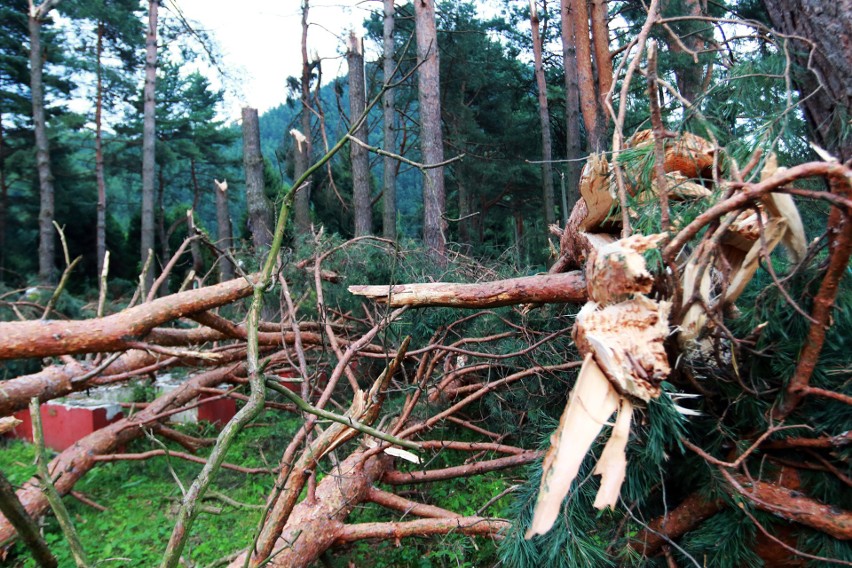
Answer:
560, 0, 582, 216
347, 32, 372, 236
95, 21, 107, 277
242, 107, 273, 253
0, 118, 7, 281
661, 0, 706, 105
293, 0, 313, 236
382, 0, 398, 241
530, 0, 557, 226
568, 0, 604, 151
763, 0, 852, 161
141, 0, 158, 291
590, 0, 613, 109
29, 8, 56, 284
215, 180, 234, 282
414, 0, 447, 259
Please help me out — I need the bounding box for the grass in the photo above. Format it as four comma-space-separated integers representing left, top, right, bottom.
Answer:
1, 410, 519, 567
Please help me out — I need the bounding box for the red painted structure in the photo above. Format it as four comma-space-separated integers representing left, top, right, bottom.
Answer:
10, 402, 123, 451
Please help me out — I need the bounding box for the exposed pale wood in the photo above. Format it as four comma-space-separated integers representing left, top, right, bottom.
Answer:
526, 356, 619, 538
574, 296, 671, 401
348, 271, 586, 308
593, 398, 633, 509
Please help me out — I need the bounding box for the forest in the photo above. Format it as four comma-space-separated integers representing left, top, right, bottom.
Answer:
0, 0, 850, 566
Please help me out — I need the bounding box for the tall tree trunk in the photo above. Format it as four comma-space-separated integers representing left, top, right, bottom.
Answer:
414, 0, 447, 259
141, 0, 158, 291
560, 0, 582, 216
529, 0, 557, 226
215, 179, 234, 282
0, 117, 7, 281
347, 31, 371, 237
29, 1, 62, 284
242, 107, 273, 254
661, 0, 707, 106
590, 0, 613, 110
568, 0, 604, 151
95, 21, 107, 277
293, 0, 313, 236
763, 0, 852, 161
382, 0, 398, 241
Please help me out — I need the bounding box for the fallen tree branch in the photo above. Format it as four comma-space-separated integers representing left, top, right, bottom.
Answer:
631, 491, 724, 556
348, 271, 587, 308
722, 470, 852, 540
334, 516, 510, 543
382, 451, 542, 485
0, 275, 258, 360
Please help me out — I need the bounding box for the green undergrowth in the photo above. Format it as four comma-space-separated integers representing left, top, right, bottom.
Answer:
1, 411, 301, 567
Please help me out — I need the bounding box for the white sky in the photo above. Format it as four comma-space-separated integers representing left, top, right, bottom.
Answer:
172, 0, 382, 120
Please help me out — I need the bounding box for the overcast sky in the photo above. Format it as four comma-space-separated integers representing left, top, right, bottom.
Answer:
172, 0, 383, 120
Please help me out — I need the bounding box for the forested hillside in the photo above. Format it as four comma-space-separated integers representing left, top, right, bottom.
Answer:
0, 0, 850, 566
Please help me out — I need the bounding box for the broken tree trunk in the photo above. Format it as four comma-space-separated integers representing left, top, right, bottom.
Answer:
348, 271, 586, 308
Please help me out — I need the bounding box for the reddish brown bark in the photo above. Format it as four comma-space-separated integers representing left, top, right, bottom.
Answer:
0, 275, 257, 360
348, 271, 586, 308
335, 516, 510, 543
590, 0, 613, 105
231, 453, 392, 568
728, 474, 852, 540
774, 193, 852, 419
569, 0, 604, 150
631, 492, 724, 556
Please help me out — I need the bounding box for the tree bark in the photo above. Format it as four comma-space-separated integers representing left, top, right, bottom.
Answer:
30, 1, 62, 284
348, 270, 587, 308
215, 179, 234, 281
242, 107, 273, 253
95, 21, 107, 278
0, 470, 57, 563
140, 0, 158, 291
590, 0, 613, 110
763, 0, 852, 161
568, 0, 604, 151
293, 0, 313, 236
530, 0, 557, 226
0, 118, 7, 281
347, 31, 372, 236
0, 274, 256, 360
662, 0, 707, 105
382, 0, 398, 241
560, 0, 582, 216
414, 0, 447, 259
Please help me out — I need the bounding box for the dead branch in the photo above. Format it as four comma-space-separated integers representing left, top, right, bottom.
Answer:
366, 486, 460, 519
348, 271, 587, 308
334, 516, 510, 543
382, 451, 542, 485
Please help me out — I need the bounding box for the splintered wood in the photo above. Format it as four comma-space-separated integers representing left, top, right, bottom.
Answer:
527, 234, 670, 538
